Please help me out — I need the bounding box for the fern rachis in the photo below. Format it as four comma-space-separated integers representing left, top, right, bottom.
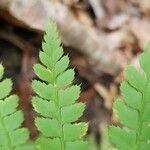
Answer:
109, 44, 150, 150
32, 21, 88, 150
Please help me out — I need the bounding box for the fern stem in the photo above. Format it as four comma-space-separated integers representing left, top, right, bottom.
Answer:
53, 72, 65, 150
136, 77, 150, 150
0, 115, 13, 150
55, 88, 65, 150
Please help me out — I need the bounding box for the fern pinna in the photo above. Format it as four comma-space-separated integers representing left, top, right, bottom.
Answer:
32, 21, 88, 150
109, 44, 150, 150
0, 64, 34, 150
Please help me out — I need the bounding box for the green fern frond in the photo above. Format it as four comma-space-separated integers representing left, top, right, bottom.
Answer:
0, 64, 35, 150
32, 21, 88, 150
109, 44, 150, 150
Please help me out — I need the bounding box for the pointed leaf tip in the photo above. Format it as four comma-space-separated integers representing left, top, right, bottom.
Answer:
0, 64, 4, 80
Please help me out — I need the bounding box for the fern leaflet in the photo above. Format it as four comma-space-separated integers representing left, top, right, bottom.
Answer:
0, 64, 35, 150
109, 44, 150, 150
32, 21, 88, 150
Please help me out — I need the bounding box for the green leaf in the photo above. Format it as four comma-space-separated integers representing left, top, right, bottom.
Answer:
61, 103, 85, 124
56, 69, 75, 87
15, 144, 35, 150
0, 130, 9, 145
0, 79, 12, 99
0, 95, 18, 117
54, 55, 69, 76
65, 141, 88, 150
35, 118, 60, 137
114, 100, 139, 130
43, 22, 61, 55
63, 123, 88, 141
42, 21, 63, 65
36, 138, 61, 150
143, 101, 150, 121
109, 126, 136, 150
9, 128, 29, 146
145, 81, 150, 101
140, 45, 150, 77
52, 46, 64, 65
59, 85, 80, 107
140, 142, 150, 150
125, 65, 146, 92
34, 64, 53, 83
120, 81, 142, 110
0, 64, 4, 80
0, 65, 34, 149
4, 111, 23, 131
39, 51, 52, 69
32, 20, 88, 150
32, 96, 58, 118
140, 123, 150, 141
32, 80, 55, 100
109, 43, 150, 150
0, 145, 10, 150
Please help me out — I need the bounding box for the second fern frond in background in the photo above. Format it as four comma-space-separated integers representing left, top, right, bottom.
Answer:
0, 64, 35, 150
109, 44, 150, 150
32, 21, 88, 150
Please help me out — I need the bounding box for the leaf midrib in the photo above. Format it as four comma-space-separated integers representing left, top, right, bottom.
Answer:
136, 77, 150, 150
53, 70, 65, 150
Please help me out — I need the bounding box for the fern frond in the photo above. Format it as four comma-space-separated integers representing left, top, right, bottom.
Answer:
32, 21, 88, 150
109, 44, 150, 150
0, 64, 35, 150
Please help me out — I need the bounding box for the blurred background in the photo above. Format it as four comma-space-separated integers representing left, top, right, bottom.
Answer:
0, 0, 150, 149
